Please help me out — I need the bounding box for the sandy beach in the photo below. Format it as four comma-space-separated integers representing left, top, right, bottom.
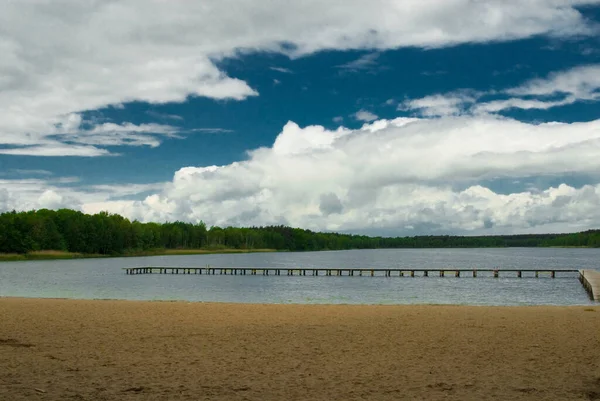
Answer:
0, 298, 599, 400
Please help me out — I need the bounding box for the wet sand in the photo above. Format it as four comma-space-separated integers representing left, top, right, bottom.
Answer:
0, 298, 599, 401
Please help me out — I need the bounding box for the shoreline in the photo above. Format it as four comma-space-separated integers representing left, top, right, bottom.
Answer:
1, 298, 599, 400
0, 295, 596, 307
0, 248, 279, 262
2, 295, 599, 306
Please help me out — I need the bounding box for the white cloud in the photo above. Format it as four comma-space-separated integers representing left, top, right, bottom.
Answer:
188, 128, 234, 134
1, 1, 598, 155
337, 53, 380, 72
476, 64, 600, 113
4, 115, 593, 235
0, 178, 168, 216
2, 169, 53, 177
404, 64, 600, 115
270, 67, 293, 74
0, 113, 179, 156
474, 97, 575, 113
333, 116, 344, 123
354, 110, 379, 122
507, 64, 600, 98
0, 145, 110, 157
145, 110, 184, 121
400, 92, 479, 117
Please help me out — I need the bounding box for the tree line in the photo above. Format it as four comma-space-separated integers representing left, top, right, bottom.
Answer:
0, 209, 599, 255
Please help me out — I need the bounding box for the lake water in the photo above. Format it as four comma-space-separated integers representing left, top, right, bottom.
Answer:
0, 248, 598, 306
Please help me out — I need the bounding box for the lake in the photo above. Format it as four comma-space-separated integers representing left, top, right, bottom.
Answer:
0, 248, 598, 305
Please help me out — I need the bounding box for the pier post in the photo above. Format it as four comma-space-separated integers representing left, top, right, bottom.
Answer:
551, 271, 555, 279
535, 271, 539, 278
472, 270, 477, 278
493, 269, 499, 278
440, 271, 444, 277
371, 270, 374, 277
517, 271, 522, 278
455, 271, 460, 277
410, 270, 415, 277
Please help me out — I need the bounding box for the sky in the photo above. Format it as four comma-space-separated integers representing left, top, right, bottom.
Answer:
1, 1, 600, 236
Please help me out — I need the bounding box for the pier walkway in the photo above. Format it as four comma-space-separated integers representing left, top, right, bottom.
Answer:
125, 267, 579, 278
124, 267, 598, 300
579, 269, 600, 301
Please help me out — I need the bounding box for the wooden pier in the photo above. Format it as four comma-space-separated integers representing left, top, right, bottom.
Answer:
124, 267, 599, 300
124, 267, 580, 279
579, 269, 600, 301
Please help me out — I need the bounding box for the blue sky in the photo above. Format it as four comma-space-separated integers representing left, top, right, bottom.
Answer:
1, 1, 600, 235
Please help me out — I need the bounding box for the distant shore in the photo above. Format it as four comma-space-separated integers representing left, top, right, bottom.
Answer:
2, 245, 599, 262
0, 248, 278, 262
0, 298, 598, 401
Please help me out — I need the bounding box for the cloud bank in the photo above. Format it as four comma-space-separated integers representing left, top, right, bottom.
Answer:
3, 115, 594, 235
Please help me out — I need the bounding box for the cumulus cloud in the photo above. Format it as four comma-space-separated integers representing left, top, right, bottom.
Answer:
5, 115, 589, 235
3, 1, 600, 234
0, 179, 167, 215
1, 1, 598, 155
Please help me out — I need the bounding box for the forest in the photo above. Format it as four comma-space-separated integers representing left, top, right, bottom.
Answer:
1, 209, 599, 256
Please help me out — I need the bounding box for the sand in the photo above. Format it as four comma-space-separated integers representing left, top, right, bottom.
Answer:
0, 298, 599, 401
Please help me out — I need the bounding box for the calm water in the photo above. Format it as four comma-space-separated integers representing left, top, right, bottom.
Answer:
0, 248, 598, 305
